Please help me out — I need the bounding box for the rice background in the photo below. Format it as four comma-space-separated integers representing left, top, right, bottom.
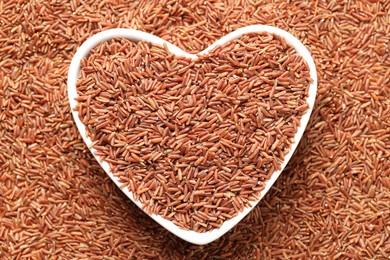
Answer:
0, 0, 389, 259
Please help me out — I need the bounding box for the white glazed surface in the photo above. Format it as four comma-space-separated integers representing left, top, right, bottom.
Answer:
67, 25, 317, 245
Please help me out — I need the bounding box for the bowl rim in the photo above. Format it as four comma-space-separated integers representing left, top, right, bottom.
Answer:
67, 24, 318, 245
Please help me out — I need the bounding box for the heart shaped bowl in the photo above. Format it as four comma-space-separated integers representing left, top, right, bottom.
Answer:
67, 25, 317, 245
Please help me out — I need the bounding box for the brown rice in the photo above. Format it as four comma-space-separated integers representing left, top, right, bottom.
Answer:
0, 0, 389, 258
75, 33, 311, 232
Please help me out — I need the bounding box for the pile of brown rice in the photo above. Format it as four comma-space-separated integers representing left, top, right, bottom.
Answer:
75, 33, 311, 232
0, 0, 389, 258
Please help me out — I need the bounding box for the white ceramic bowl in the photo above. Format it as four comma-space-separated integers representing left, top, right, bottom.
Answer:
67, 25, 317, 245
